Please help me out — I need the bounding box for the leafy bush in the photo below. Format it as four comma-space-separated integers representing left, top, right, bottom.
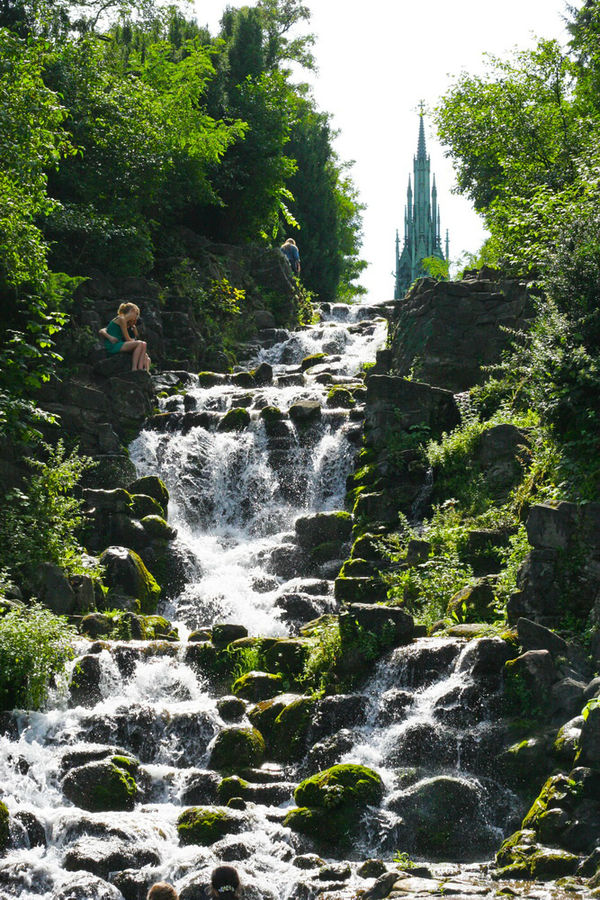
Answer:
0, 602, 77, 709
0, 441, 95, 581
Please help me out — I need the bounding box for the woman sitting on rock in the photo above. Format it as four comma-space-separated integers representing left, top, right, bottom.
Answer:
99, 301, 151, 371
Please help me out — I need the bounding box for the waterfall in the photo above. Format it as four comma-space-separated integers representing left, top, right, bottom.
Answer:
0, 303, 529, 898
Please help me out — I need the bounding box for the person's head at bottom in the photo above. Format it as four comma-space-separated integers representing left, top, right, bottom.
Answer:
147, 883, 178, 900
210, 866, 242, 899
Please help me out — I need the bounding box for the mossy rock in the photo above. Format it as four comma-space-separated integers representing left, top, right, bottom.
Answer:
177, 806, 241, 846
232, 670, 285, 701
522, 774, 573, 831
99, 546, 161, 614
143, 615, 179, 641
295, 764, 384, 809
326, 387, 355, 408
296, 511, 353, 550
271, 696, 317, 762
301, 353, 327, 371
339, 558, 375, 577
140, 515, 177, 541
231, 371, 255, 388
127, 475, 169, 510
62, 757, 138, 812
263, 639, 310, 678
260, 405, 284, 422
0, 801, 9, 851
209, 727, 266, 772
283, 806, 355, 846
217, 776, 249, 803
350, 533, 389, 562
197, 372, 227, 387
219, 408, 251, 431
212, 623, 249, 646
446, 580, 496, 623
130, 493, 166, 519
334, 576, 388, 604
247, 695, 296, 740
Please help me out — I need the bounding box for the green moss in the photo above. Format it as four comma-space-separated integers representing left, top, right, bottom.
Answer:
283, 806, 354, 846
143, 615, 179, 641
0, 801, 9, 851
231, 670, 284, 701
339, 558, 374, 577
271, 696, 316, 762
326, 387, 355, 408
198, 372, 227, 387
128, 475, 169, 509
177, 806, 239, 846
295, 764, 384, 809
219, 407, 251, 431
130, 493, 166, 519
260, 405, 284, 422
89, 761, 138, 812
217, 776, 249, 802
263, 639, 310, 678
311, 541, 344, 565
334, 576, 388, 604
301, 353, 326, 371
140, 515, 176, 541
209, 727, 266, 772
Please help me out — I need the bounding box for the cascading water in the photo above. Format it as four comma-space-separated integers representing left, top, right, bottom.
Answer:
0, 303, 547, 900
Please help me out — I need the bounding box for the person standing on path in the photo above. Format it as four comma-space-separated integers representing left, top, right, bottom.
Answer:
280, 237, 301, 276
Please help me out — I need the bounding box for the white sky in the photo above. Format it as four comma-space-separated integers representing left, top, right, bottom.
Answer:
193, 0, 576, 300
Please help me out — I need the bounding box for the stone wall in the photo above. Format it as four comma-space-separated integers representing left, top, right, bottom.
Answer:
387, 268, 535, 392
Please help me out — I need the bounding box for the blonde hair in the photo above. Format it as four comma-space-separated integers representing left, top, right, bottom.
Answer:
117, 302, 140, 317
147, 884, 178, 900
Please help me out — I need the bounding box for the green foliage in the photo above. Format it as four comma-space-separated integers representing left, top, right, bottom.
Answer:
393, 851, 418, 871
421, 255, 449, 280
0, 601, 76, 710
300, 617, 342, 691
0, 440, 95, 581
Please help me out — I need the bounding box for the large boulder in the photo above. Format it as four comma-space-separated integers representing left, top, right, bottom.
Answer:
388, 273, 534, 392
208, 727, 266, 771
99, 546, 161, 613
62, 757, 139, 812
295, 512, 353, 550
364, 376, 459, 451
177, 806, 243, 846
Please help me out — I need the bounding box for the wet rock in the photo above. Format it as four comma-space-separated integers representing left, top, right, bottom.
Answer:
267, 544, 309, 579
54, 872, 124, 900
305, 728, 354, 771
180, 770, 220, 806
63, 838, 159, 880
209, 727, 266, 771
69, 654, 103, 707
62, 757, 139, 812
99, 546, 160, 614
212, 623, 249, 646
289, 401, 322, 423
357, 860, 387, 879
339, 603, 414, 650
13, 811, 46, 848
252, 362, 273, 385
374, 689, 413, 726
456, 637, 513, 683
362, 871, 398, 899
219, 407, 251, 431
575, 703, 600, 767
111, 869, 158, 900
177, 806, 244, 846
295, 511, 353, 550
0, 801, 9, 851
140, 514, 176, 541
293, 854, 325, 869
198, 371, 227, 387
553, 716, 583, 766
267, 696, 317, 763
213, 838, 252, 861
217, 696, 247, 723
276, 592, 324, 624
318, 863, 351, 881
263, 639, 310, 678
232, 670, 285, 701
550, 676, 587, 720
393, 776, 489, 859
311, 694, 368, 742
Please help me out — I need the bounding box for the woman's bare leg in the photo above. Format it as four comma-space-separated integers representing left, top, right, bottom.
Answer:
120, 340, 146, 370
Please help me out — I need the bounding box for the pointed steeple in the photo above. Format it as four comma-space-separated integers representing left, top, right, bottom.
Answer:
394, 109, 448, 299
417, 111, 427, 160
